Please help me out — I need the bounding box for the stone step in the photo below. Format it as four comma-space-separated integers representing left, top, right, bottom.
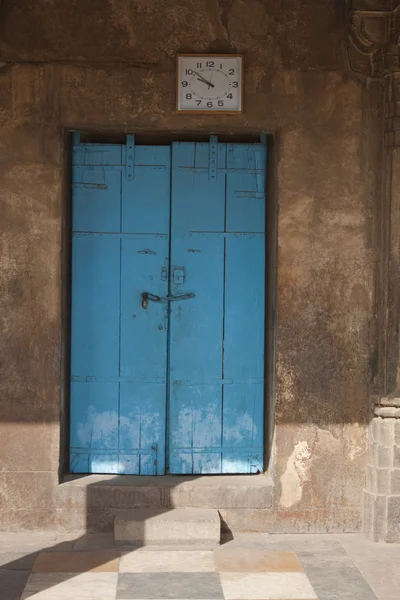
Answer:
60, 474, 273, 510
57, 475, 274, 534
114, 508, 221, 546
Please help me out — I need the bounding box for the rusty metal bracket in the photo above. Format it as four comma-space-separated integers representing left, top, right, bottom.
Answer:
126, 134, 135, 180
209, 135, 218, 182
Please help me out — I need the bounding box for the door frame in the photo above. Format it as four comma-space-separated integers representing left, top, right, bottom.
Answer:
59, 130, 278, 481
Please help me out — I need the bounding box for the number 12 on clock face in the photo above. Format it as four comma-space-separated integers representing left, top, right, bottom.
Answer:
177, 55, 243, 113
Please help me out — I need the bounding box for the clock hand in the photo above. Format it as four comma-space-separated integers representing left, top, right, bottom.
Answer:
193, 70, 215, 88
193, 70, 208, 83
197, 77, 215, 89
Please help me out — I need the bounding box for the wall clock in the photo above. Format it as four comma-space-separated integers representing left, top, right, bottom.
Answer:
176, 54, 243, 114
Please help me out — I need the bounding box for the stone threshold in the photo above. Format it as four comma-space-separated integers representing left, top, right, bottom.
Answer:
58, 473, 274, 510
63, 473, 273, 487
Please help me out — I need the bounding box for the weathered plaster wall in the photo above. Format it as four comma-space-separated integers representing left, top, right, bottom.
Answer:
0, 1, 381, 531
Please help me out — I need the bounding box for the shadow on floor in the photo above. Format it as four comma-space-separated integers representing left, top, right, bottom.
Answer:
1, 473, 222, 600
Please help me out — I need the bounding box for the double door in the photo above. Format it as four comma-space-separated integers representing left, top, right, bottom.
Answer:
69, 137, 266, 475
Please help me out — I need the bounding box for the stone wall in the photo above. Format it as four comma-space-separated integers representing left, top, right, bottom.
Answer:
0, 1, 381, 532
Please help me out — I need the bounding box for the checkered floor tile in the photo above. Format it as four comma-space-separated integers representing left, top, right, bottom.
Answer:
20, 548, 319, 599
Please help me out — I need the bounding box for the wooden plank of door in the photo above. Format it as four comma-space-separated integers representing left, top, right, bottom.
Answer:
120, 145, 171, 475
70, 143, 170, 475
223, 142, 266, 473
169, 141, 227, 474
70, 144, 123, 474
168, 140, 266, 474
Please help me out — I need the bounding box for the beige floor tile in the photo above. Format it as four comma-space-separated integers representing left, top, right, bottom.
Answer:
215, 548, 303, 572
220, 572, 318, 600
348, 555, 400, 596
32, 551, 120, 573
21, 572, 118, 600
120, 549, 215, 572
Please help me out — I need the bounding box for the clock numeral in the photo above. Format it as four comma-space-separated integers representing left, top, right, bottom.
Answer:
206, 61, 214, 67
220, 63, 223, 69
227, 93, 233, 99
196, 100, 201, 106
229, 68, 235, 75
185, 69, 193, 75
197, 62, 202, 68
186, 93, 192, 99
218, 100, 224, 107
207, 101, 213, 108
232, 81, 239, 88
182, 81, 188, 87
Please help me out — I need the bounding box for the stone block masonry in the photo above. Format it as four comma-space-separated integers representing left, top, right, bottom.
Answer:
348, 3, 400, 542
364, 412, 400, 542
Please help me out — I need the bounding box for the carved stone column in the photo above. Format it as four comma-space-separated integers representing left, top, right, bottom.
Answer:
348, 1, 400, 542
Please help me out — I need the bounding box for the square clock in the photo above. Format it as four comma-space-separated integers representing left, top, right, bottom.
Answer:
176, 54, 243, 114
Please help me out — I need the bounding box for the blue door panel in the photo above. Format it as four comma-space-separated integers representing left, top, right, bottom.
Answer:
70, 381, 119, 474
169, 384, 223, 474
70, 142, 170, 474
222, 383, 264, 473
72, 171, 122, 233
119, 382, 165, 475
73, 144, 123, 166
226, 143, 266, 233
169, 141, 226, 473
222, 236, 265, 472
120, 237, 168, 379
169, 236, 225, 377
168, 236, 225, 472
168, 140, 266, 474
222, 145, 266, 473
170, 142, 226, 232
224, 235, 265, 379
72, 143, 122, 233
118, 145, 170, 474
122, 145, 171, 234
70, 138, 266, 475
71, 236, 121, 379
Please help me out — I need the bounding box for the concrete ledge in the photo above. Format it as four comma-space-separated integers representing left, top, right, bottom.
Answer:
59, 474, 274, 510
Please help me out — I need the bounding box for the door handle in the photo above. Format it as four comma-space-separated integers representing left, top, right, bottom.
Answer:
141, 292, 195, 309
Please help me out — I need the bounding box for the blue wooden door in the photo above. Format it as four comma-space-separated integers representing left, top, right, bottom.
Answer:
168, 141, 266, 474
70, 141, 170, 474
70, 137, 266, 475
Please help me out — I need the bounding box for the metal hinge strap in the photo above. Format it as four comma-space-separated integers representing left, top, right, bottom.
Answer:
209, 135, 218, 182
126, 134, 135, 180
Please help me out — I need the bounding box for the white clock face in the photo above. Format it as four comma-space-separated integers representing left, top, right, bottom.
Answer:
177, 55, 243, 113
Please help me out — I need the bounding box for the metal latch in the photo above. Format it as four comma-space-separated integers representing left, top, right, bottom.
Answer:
141, 292, 195, 309
172, 267, 185, 285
